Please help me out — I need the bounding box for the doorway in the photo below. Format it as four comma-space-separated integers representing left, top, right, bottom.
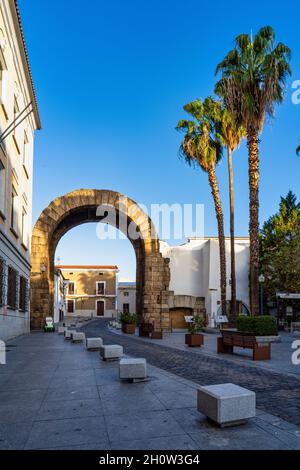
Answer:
96, 300, 105, 317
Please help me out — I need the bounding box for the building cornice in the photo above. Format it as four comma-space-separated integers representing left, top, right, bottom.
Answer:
10, 0, 41, 129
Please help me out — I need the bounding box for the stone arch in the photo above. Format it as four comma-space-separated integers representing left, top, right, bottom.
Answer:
30, 189, 171, 331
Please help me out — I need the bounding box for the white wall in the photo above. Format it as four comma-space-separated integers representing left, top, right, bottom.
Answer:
117, 285, 136, 314
161, 237, 250, 325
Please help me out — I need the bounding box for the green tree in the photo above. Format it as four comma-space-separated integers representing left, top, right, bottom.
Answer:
260, 191, 300, 300
216, 26, 291, 316
176, 98, 227, 314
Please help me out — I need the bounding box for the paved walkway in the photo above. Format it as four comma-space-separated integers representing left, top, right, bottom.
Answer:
82, 321, 300, 426
0, 324, 300, 450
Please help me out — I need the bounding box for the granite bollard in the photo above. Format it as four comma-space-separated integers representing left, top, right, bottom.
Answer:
197, 383, 256, 427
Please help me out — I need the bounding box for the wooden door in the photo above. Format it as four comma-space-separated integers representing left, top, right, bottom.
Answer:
97, 301, 104, 316
170, 308, 192, 329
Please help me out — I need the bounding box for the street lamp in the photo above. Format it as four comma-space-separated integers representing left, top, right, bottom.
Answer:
258, 274, 265, 315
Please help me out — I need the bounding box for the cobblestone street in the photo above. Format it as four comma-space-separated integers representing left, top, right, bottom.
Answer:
81, 320, 300, 426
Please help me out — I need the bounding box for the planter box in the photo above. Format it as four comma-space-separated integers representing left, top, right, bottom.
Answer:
139, 322, 153, 337
185, 333, 204, 347
151, 331, 163, 340
255, 335, 281, 344
122, 323, 136, 334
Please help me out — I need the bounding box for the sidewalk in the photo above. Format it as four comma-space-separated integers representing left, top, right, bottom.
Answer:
0, 331, 300, 449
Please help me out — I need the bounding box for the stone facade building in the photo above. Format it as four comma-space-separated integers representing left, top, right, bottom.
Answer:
0, 0, 40, 341
57, 265, 118, 318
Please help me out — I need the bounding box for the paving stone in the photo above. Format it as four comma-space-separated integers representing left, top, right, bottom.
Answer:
98, 383, 165, 415
0, 422, 33, 450
44, 385, 100, 402
111, 434, 197, 450
25, 416, 107, 449
106, 410, 186, 442
36, 398, 104, 421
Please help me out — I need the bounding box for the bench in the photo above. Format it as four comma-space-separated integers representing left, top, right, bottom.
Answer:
217, 330, 271, 361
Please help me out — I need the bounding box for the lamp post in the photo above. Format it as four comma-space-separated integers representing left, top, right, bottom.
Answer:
258, 274, 265, 315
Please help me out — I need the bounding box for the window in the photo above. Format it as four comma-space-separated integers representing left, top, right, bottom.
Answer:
19, 276, 27, 311
67, 299, 75, 313
96, 282, 105, 295
21, 206, 28, 247
0, 160, 5, 216
123, 291, 129, 297
123, 303, 130, 314
10, 185, 18, 234
68, 282, 75, 295
23, 131, 29, 176
7, 266, 17, 309
0, 257, 4, 306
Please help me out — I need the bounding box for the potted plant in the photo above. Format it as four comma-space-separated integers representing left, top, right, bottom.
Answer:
185, 315, 205, 347
120, 313, 138, 334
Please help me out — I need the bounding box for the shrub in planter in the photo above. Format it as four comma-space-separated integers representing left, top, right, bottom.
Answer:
185, 315, 205, 347
236, 315, 253, 333
252, 316, 277, 336
120, 313, 138, 334
236, 315, 277, 336
120, 313, 138, 324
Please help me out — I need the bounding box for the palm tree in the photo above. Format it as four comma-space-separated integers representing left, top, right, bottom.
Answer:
176, 98, 227, 316
206, 97, 245, 319
216, 26, 291, 316
297, 143, 300, 156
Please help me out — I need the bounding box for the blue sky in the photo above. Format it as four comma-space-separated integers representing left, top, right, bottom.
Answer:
19, 0, 300, 279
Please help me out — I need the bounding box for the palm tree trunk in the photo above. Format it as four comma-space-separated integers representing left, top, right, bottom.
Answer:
247, 132, 260, 317
208, 167, 227, 315
227, 147, 237, 320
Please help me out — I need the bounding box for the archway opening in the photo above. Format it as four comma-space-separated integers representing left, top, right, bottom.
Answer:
30, 190, 171, 332
54, 223, 136, 321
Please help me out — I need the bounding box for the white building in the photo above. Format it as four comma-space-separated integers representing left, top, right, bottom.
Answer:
0, 0, 41, 341
53, 268, 66, 323
161, 237, 250, 327
117, 281, 136, 315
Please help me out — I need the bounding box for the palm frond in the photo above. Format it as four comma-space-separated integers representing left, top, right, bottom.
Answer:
215, 25, 291, 134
